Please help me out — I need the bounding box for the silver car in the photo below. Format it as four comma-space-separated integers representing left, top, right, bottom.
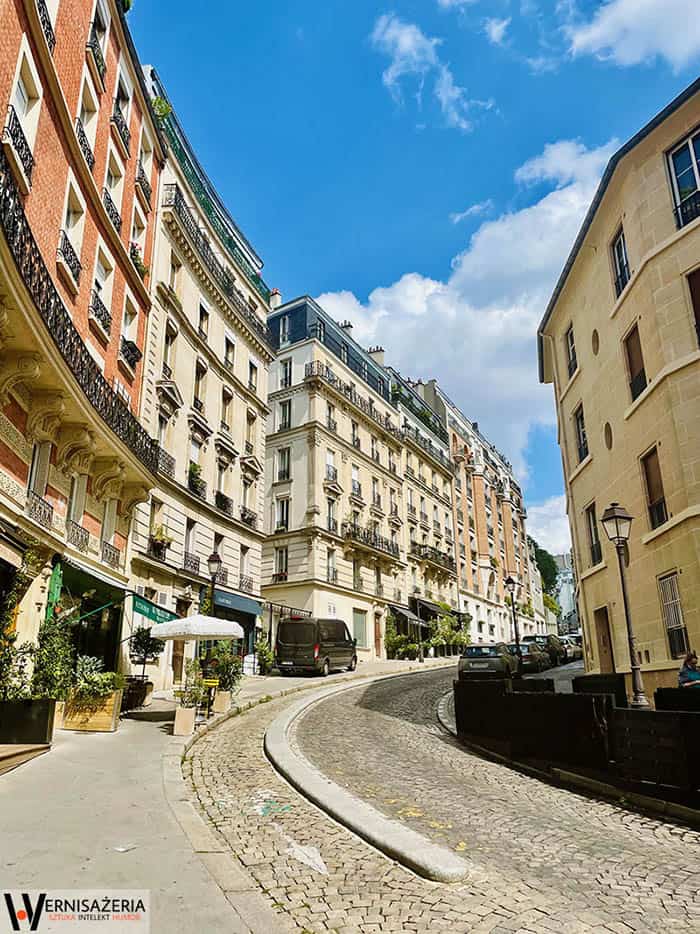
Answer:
458, 643, 518, 677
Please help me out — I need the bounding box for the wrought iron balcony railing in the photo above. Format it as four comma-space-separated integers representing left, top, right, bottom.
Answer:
240, 506, 257, 528
120, 337, 142, 370
86, 25, 106, 83
614, 262, 630, 298
351, 480, 362, 498
341, 522, 400, 558
75, 117, 95, 171
36, 0, 56, 53
135, 159, 152, 206
239, 574, 255, 592
66, 519, 89, 552
183, 551, 201, 575
327, 517, 338, 534
215, 491, 234, 517
327, 568, 338, 583
57, 230, 82, 285
215, 567, 228, 586
26, 490, 53, 529
0, 148, 159, 474
649, 498, 668, 531
3, 106, 34, 183
102, 187, 122, 233
147, 536, 168, 561
187, 470, 206, 500
162, 185, 272, 348
158, 447, 175, 478
102, 541, 120, 568
629, 368, 647, 402
111, 100, 131, 154
272, 572, 288, 584
674, 191, 700, 229
325, 464, 338, 483
326, 418, 337, 433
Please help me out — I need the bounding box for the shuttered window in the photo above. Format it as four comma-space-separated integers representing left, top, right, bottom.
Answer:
641, 447, 667, 529
659, 573, 689, 658
624, 325, 647, 400
689, 268, 700, 347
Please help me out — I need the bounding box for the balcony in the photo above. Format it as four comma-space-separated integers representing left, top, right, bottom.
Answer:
75, 117, 95, 171
161, 185, 273, 349
629, 368, 647, 402
120, 337, 142, 371
25, 491, 53, 530
183, 551, 201, 575
86, 24, 106, 88
649, 498, 668, 530
590, 540, 602, 567
674, 191, 700, 229
240, 574, 255, 593
66, 519, 89, 553
326, 418, 337, 433
102, 188, 122, 233
36, 0, 56, 53
215, 567, 228, 586
192, 397, 205, 415
188, 464, 207, 500
57, 230, 82, 289
2, 106, 34, 191
326, 464, 338, 483
135, 160, 152, 209
351, 480, 363, 499
304, 362, 401, 441
412, 543, 456, 574
341, 522, 400, 558
147, 536, 168, 562
130, 242, 148, 281
111, 100, 131, 156
327, 517, 338, 534
215, 491, 234, 517
0, 148, 159, 475
274, 521, 288, 533
240, 506, 257, 529
158, 447, 175, 478
272, 572, 288, 584
327, 568, 338, 584
407, 503, 416, 517
102, 541, 120, 569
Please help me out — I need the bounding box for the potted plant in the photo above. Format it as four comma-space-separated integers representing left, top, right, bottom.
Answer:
129, 242, 149, 281
149, 524, 172, 560
31, 611, 74, 732
254, 638, 274, 676
211, 644, 242, 713
125, 626, 165, 710
62, 656, 126, 732
174, 658, 205, 735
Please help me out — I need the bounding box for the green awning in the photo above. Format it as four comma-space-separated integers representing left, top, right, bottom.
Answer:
213, 589, 262, 618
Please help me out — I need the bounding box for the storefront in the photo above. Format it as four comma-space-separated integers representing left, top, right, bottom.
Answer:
213, 589, 263, 655
0, 522, 25, 619
388, 603, 426, 641
58, 558, 128, 671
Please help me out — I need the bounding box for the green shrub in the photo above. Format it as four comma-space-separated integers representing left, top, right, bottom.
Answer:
210, 644, 243, 692
255, 639, 274, 675
180, 658, 206, 708
72, 656, 126, 702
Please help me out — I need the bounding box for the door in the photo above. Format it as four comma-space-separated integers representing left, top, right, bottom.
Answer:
594, 606, 615, 673
374, 613, 382, 658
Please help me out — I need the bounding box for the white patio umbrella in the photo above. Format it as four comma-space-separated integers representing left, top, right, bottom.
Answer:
149, 614, 245, 641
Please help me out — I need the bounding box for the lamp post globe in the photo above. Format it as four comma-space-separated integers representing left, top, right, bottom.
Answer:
207, 551, 222, 580
505, 576, 522, 675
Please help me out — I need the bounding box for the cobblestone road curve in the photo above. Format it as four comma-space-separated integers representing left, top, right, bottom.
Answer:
188, 668, 700, 934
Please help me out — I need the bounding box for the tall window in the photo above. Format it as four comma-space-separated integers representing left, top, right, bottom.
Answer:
574, 404, 588, 462
326, 402, 336, 431
688, 268, 700, 348
624, 324, 647, 401
68, 475, 88, 524
351, 464, 360, 497
351, 421, 360, 448
224, 337, 235, 369
198, 304, 209, 338
279, 400, 291, 431
326, 497, 336, 532
585, 503, 601, 567
280, 358, 292, 388
274, 546, 288, 582
278, 447, 290, 481
565, 325, 577, 378
276, 497, 289, 531
612, 228, 630, 297
27, 442, 51, 497
221, 389, 232, 430
669, 130, 700, 228
327, 549, 336, 582
280, 315, 290, 344
641, 447, 667, 529
169, 251, 181, 295
353, 609, 367, 648
248, 361, 258, 392
659, 572, 689, 658
184, 518, 196, 554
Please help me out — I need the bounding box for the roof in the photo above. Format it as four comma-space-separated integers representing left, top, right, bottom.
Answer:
537, 75, 700, 383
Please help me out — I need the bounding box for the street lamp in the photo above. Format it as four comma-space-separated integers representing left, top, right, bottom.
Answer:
207, 551, 222, 613
505, 575, 522, 676
600, 503, 648, 709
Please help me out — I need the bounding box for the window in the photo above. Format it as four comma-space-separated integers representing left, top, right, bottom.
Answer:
157, 414, 168, 446
274, 547, 288, 582
241, 479, 251, 508
58, 178, 85, 290
213, 533, 224, 561
221, 389, 232, 430
351, 464, 360, 497
224, 337, 235, 370
276, 498, 289, 531
279, 400, 291, 431
352, 559, 362, 590
194, 361, 206, 409
122, 294, 137, 343
280, 359, 292, 389
372, 477, 380, 507
641, 447, 667, 530
249, 361, 258, 392
353, 609, 367, 648
624, 324, 647, 401
317, 320, 326, 342
169, 251, 182, 295
77, 73, 98, 165
574, 404, 588, 463
669, 130, 700, 227
28, 442, 51, 497
612, 228, 630, 297
659, 572, 689, 659
240, 544, 250, 577
565, 325, 577, 378
280, 315, 290, 344
585, 503, 602, 567
7, 43, 43, 188
326, 403, 336, 431
327, 497, 337, 532
341, 342, 348, 364
102, 498, 118, 545
198, 304, 209, 339
216, 462, 225, 494
327, 548, 336, 582
275, 447, 289, 481
104, 149, 124, 211
688, 268, 700, 348
163, 322, 177, 374
351, 421, 360, 448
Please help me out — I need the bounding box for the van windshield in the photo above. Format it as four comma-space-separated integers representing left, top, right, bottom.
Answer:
278, 622, 316, 645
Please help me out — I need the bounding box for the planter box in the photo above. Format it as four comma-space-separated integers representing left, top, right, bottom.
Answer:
53, 700, 64, 732
174, 706, 196, 736
121, 680, 154, 713
0, 699, 56, 744
213, 690, 231, 714
62, 690, 123, 733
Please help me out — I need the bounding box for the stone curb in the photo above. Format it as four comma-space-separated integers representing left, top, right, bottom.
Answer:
264, 671, 471, 884
161, 660, 456, 933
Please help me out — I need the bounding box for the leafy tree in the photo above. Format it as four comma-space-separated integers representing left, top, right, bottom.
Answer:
543, 593, 561, 616
130, 626, 165, 680
529, 538, 558, 595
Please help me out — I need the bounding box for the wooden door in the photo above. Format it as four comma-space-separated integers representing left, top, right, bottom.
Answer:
172, 640, 185, 683
374, 614, 382, 658
594, 607, 615, 673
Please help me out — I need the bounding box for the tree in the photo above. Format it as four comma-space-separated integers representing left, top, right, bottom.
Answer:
529, 538, 558, 595
130, 626, 165, 680
543, 593, 561, 616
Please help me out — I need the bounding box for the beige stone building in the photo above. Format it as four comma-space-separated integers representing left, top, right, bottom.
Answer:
126, 70, 274, 688
538, 76, 700, 692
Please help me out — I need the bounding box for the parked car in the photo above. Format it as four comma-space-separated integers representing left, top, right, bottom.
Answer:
522, 634, 566, 667
507, 642, 550, 672
275, 618, 357, 676
458, 643, 518, 678
560, 637, 582, 661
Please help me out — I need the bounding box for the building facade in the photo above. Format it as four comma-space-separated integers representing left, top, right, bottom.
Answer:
538, 77, 700, 692
126, 69, 275, 689
0, 0, 163, 668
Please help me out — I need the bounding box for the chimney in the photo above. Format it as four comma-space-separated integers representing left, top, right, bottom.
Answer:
269, 288, 282, 311
339, 320, 353, 336
368, 345, 385, 366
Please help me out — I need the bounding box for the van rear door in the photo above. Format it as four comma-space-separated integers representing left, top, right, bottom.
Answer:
276, 620, 317, 667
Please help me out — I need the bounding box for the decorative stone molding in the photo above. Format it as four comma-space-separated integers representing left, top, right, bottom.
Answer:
0, 411, 31, 461
56, 424, 96, 475
156, 380, 184, 420
120, 483, 151, 519
92, 458, 126, 502
26, 391, 66, 444
0, 469, 26, 507
0, 299, 13, 348
0, 353, 41, 406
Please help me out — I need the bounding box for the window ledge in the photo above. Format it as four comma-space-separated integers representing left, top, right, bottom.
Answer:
640, 505, 700, 545
56, 253, 80, 297
1, 137, 32, 195
580, 560, 606, 582
624, 351, 700, 421
567, 453, 592, 485
558, 364, 581, 404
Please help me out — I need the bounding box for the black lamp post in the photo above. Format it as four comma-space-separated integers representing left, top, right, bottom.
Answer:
505, 575, 522, 675
600, 503, 649, 709
207, 551, 222, 616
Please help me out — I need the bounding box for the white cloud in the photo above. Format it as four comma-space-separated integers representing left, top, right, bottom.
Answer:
316, 138, 615, 495
525, 495, 572, 554
484, 17, 511, 46
568, 0, 700, 70
449, 199, 494, 224
437, 0, 476, 7
370, 13, 489, 132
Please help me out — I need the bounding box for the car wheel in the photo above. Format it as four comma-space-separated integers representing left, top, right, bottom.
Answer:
347, 656, 357, 672
322, 659, 330, 677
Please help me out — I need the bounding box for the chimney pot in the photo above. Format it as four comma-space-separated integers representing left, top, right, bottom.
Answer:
270, 288, 282, 311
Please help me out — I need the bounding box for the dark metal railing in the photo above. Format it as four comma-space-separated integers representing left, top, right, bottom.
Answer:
567, 353, 578, 379
245, 440, 254, 455
215, 491, 234, 517
26, 490, 53, 529
57, 230, 82, 284
341, 522, 399, 558
649, 498, 668, 530
86, 24, 106, 82
239, 574, 254, 592
66, 519, 89, 552
102, 541, 120, 568
215, 567, 228, 586
192, 396, 204, 414
147, 536, 168, 561
305, 361, 401, 441
590, 540, 602, 567
351, 480, 362, 498
120, 337, 142, 370
327, 568, 338, 583
183, 551, 200, 575
674, 191, 700, 229
0, 148, 159, 473
327, 517, 338, 534
75, 117, 95, 171
577, 441, 589, 463
102, 187, 122, 233
3, 106, 34, 183
187, 471, 206, 500
240, 506, 257, 528
158, 447, 175, 478
327, 418, 337, 433
629, 368, 647, 402
412, 543, 457, 573
135, 160, 152, 206
325, 464, 338, 482
614, 262, 630, 298
272, 572, 288, 584
162, 185, 273, 348
111, 99, 131, 154
161, 361, 172, 379
36, 0, 56, 53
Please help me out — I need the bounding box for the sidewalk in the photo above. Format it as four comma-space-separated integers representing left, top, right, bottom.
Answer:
0, 658, 455, 933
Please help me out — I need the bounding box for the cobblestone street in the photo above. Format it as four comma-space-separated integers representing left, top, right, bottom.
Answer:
188, 669, 700, 933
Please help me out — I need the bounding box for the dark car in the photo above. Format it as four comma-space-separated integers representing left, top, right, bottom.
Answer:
507, 642, 550, 672
458, 643, 518, 678
275, 618, 357, 676
522, 634, 566, 666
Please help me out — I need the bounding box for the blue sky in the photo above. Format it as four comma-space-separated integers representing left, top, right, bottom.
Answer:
130, 1, 700, 552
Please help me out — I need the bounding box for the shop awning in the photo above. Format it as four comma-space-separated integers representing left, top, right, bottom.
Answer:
415, 598, 445, 620
388, 604, 422, 625
214, 589, 263, 618
62, 556, 127, 592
